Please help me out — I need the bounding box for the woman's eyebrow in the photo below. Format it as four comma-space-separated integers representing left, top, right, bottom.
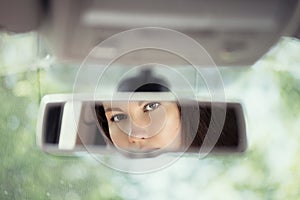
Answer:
105, 107, 123, 112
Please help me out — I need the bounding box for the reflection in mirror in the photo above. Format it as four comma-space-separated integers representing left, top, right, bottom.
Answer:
95, 101, 245, 154
95, 101, 183, 153
37, 95, 247, 157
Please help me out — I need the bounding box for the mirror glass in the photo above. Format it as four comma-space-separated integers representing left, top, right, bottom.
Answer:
38, 95, 247, 157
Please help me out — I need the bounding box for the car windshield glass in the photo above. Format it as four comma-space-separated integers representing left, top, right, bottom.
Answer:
0, 32, 300, 199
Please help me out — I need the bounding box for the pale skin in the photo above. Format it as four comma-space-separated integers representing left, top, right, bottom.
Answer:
102, 101, 182, 152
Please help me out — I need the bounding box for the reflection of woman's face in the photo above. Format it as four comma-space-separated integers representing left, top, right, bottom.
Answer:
103, 101, 181, 152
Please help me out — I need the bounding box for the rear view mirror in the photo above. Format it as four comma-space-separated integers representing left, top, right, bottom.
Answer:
37, 93, 247, 157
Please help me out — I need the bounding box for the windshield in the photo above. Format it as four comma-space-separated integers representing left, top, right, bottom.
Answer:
0, 32, 300, 199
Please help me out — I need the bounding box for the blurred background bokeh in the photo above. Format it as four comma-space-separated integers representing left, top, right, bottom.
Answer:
0, 32, 300, 199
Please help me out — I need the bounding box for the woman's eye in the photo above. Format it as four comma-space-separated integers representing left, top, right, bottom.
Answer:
111, 114, 127, 122
143, 102, 161, 112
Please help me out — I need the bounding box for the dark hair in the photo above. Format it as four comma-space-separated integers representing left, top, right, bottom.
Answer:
95, 103, 112, 142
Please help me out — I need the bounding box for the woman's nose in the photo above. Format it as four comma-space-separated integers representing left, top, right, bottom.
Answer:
129, 123, 150, 139
127, 134, 143, 145
126, 102, 160, 138
129, 110, 150, 128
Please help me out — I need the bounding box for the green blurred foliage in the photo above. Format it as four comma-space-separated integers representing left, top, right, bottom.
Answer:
273, 71, 300, 118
